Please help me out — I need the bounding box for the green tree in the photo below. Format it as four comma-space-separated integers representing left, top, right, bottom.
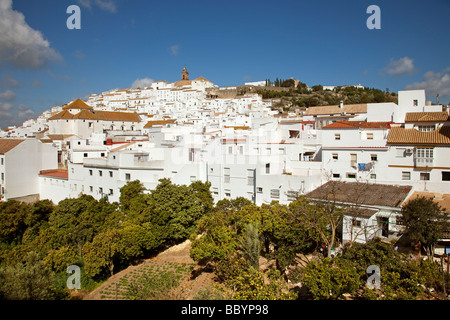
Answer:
146, 178, 205, 243
238, 223, 260, 269
0, 252, 61, 300
302, 257, 360, 300
399, 196, 450, 260
49, 195, 97, 258
290, 196, 343, 258
119, 180, 146, 212
0, 200, 29, 244
189, 180, 214, 214
83, 228, 124, 277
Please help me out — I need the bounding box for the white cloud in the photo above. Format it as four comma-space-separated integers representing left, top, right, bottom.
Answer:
168, 45, 180, 56
0, 75, 20, 88
405, 67, 450, 98
0, 102, 35, 129
31, 79, 42, 88
77, 0, 117, 13
0, 0, 62, 69
384, 57, 416, 76
131, 78, 154, 89
0, 89, 15, 101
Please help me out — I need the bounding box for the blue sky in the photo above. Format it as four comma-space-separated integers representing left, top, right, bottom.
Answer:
0, 0, 449, 128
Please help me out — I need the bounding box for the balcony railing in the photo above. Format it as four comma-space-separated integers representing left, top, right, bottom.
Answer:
414, 157, 433, 167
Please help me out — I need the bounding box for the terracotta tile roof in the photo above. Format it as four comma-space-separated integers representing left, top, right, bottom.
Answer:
405, 112, 449, 123
405, 191, 450, 212
323, 121, 392, 129
0, 139, 25, 154
39, 169, 68, 179
174, 80, 192, 87
304, 104, 367, 116
143, 119, 176, 128
193, 76, 212, 83
306, 181, 412, 208
48, 110, 74, 120
46, 134, 75, 141
387, 126, 450, 145
62, 99, 93, 110
49, 110, 141, 122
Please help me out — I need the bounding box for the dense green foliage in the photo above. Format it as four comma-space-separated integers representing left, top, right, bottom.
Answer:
0, 179, 211, 299
0, 183, 446, 300
254, 82, 397, 109
399, 196, 450, 260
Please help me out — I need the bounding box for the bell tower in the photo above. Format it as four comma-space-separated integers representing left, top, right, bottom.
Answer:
181, 66, 189, 81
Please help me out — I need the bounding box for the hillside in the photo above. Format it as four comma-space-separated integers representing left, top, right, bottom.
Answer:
239, 80, 398, 111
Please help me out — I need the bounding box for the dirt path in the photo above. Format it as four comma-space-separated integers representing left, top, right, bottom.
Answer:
83, 240, 214, 300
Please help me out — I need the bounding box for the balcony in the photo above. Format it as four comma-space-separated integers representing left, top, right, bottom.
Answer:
414, 157, 433, 168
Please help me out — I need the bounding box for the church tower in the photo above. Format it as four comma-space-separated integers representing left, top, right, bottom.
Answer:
181, 66, 189, 81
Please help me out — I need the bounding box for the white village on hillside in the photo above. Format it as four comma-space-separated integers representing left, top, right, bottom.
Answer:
1, 67, 449, 255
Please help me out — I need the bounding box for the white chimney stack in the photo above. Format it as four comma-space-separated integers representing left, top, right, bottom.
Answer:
339, 101, 344, 109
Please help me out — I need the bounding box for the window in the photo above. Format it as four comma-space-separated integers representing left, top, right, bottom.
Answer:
442, 172, 450, 181
101, 153, 105, 157
335, 133, 341, 140
247, 170, 254, 186
352, 219, 362, 228
109, 171, 113, 178
350, 154, 357, 168
109, 189, 114, 195
370, 174, 377, 179
371, 154, 378, 161
418, 125, 435, 132
99, 170, 103, 177
257, 187, 263, 194
347, 173, 356, 179
420, 172, 430, 181
0, 158, 3, 165
84, 153, 88, 158
413, 99, 418, 106
190, 176, 196, 182
402, 171, 411, 180
125, 173, 131, 181
228, 146, 233, 154
89, 186, 93, 192
89, 169, 93, 176
266, 163, 270, 174
1, 173, 3, 181
332, 173, 340, 179
99, 187, 103, 194
270, 189, 280, 199
225, 191, 231, 197
289, 130, 300, 138
366, 133, 374, 140
332, 153, 339, 160
224, 167, 230, 183
415, 148, 434, 166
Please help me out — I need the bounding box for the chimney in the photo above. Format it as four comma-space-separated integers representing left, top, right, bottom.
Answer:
339, 101, 344, 109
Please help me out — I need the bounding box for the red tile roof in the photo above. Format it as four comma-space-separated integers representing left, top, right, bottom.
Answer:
405, 112, 449, 123
387, 126, 450, 145
306, 181, 412, 208
0, 139, 25, 154
39, 169, 68, 179
62, 99, 93, 110
323, 121, 392, 129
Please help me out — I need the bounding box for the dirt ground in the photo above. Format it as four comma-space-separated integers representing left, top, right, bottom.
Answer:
82, 240, 215, 300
